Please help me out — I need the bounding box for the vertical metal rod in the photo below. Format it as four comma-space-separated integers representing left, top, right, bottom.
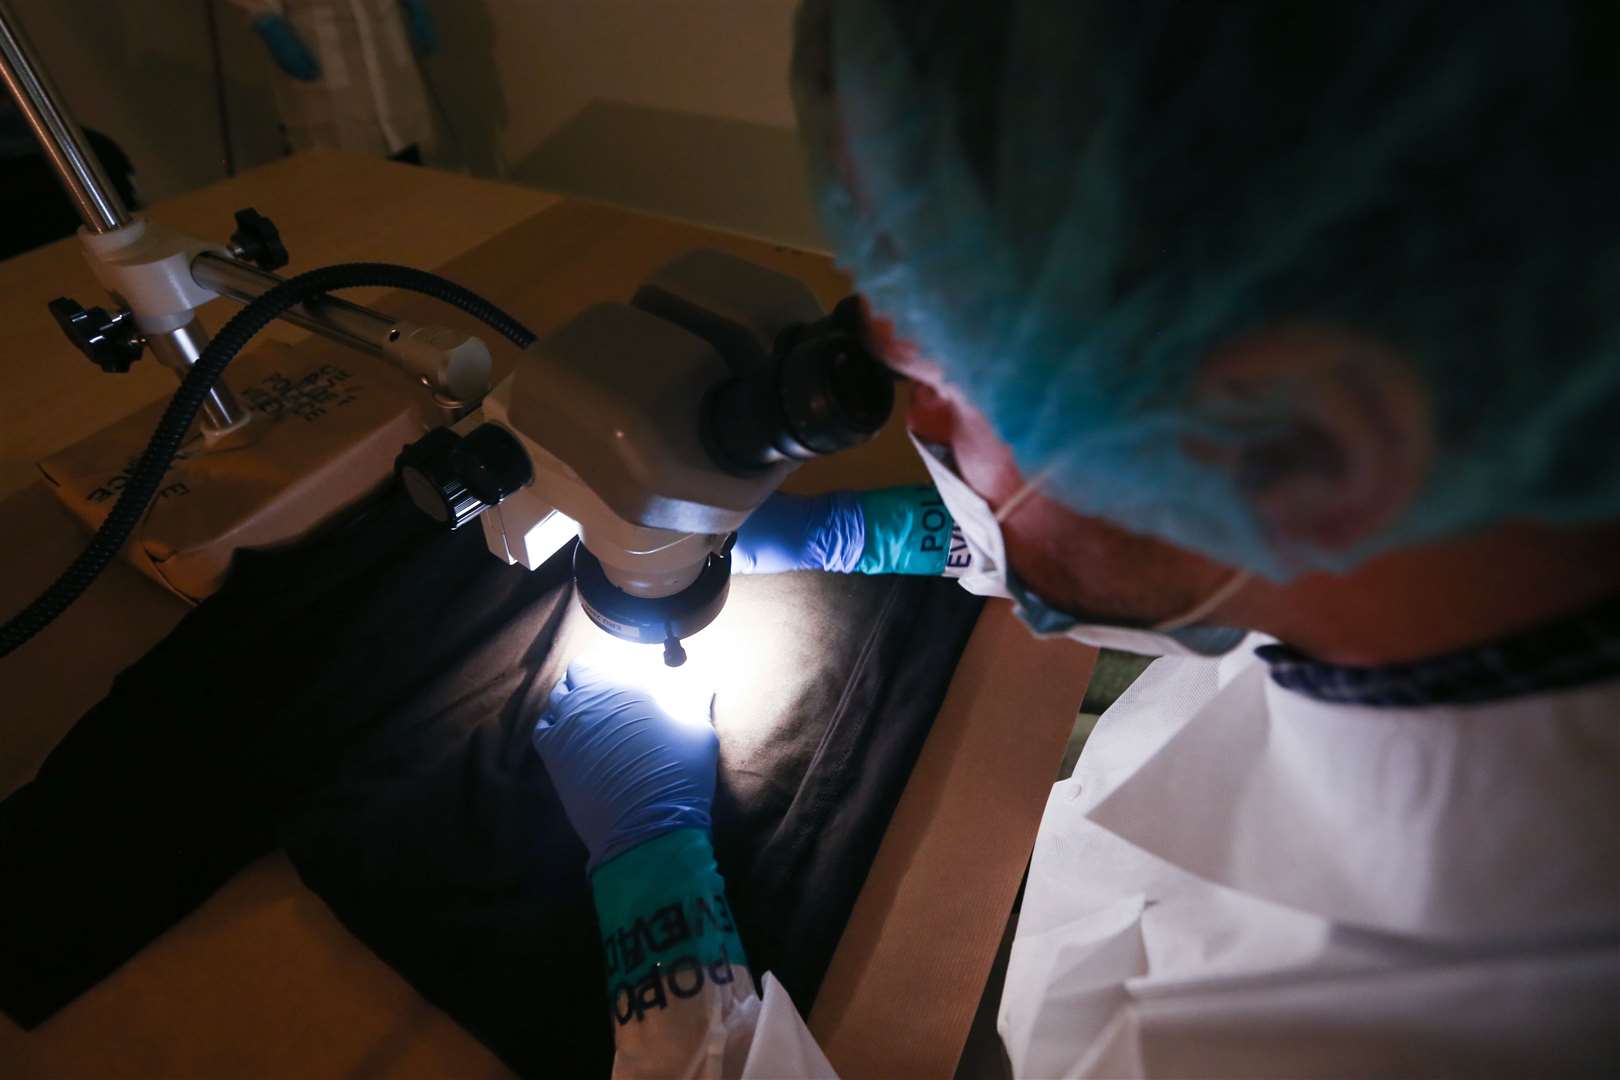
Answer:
0, 0, 129, 233
145, 319, 251, 433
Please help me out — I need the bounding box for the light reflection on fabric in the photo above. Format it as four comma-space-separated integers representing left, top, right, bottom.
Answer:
575, 604, 761, 729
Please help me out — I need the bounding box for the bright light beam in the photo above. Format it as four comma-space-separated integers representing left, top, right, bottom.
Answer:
576, 633, 718, 728
568, 582, 772, 734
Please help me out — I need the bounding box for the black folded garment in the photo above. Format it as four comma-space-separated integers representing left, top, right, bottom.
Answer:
0, 486, 981, 1076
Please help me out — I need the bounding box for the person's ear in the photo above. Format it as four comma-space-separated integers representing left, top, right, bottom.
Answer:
1190, 326, 1431, 554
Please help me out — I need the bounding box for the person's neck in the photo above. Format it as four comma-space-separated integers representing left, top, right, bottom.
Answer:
1237, 521, 1620, 666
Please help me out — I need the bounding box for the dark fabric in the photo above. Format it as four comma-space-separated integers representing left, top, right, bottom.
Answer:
1256, 593, 1620, 707
0, 484, 981, 1077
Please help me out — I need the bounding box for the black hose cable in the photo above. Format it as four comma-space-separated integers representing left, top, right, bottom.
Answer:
0, 262, 536, 660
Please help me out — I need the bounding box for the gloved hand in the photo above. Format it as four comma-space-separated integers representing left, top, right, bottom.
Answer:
733, 486, 957, 576
398, 0, 438, 55
532, 658, 717, 871
731, 491, 865, 574
251, 13, 320, 81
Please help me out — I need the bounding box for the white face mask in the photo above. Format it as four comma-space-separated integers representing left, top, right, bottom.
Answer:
909, 431, 1250, 658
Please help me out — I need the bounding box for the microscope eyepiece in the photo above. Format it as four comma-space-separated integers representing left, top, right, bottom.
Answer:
701, 296, 894, 474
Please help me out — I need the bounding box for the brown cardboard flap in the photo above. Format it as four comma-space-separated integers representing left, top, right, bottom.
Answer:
811, 603, 1095, 1078
38, 343, 434, 602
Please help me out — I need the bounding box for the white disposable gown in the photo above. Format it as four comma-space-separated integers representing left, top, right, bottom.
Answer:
611, 966, 835, 1080
999, 636, 1619, 1077
604, 638, 1619, 1077
230, 0, 433, 158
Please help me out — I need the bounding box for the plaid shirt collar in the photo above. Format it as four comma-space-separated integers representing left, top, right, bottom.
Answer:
1255, 595, 1620, 708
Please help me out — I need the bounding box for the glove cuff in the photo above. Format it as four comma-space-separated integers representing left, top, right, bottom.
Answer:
591, 829, 750, 1017
590, 803, 711, 874
854, 485, 955, 574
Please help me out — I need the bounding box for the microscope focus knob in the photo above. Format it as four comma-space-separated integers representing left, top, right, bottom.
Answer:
48, 297, 145, 373
395, 424, 532, 530
396, 428, 489, 530
451, 423, 532, 504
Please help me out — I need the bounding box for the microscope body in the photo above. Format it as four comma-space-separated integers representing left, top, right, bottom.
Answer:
483, 250, 816, 596
397, 249, 891, 658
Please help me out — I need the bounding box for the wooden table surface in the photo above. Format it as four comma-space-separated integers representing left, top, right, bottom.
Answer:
0, 149, 1082, 1079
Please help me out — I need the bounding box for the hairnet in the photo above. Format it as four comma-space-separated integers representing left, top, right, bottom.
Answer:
791, 0, 1620, 578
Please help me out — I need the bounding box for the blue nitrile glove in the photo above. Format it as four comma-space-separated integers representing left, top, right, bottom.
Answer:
732, 487, 956, 575
731, 491, 864, 573
252, 14, 320, 81
399, 0, 438, 55
532, 658, 717, 873
534, 659, 748, 1012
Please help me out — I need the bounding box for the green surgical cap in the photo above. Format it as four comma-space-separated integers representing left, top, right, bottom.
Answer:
792, 0, 1620, 578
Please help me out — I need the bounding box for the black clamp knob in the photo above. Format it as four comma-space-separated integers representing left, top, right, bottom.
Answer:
229, 207, 289, 271
395, 424, 532, 530
48, 297, 144, 373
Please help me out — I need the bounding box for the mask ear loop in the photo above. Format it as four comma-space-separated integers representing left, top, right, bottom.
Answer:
1153, 569, 1250, 631
994, 464, 1251, 633
992, 467, 1057, 526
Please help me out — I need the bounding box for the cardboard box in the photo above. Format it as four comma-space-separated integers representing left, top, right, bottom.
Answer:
38, 342, 436, 603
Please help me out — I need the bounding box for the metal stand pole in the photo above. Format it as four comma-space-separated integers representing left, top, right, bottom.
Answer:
144, 317, 254, 431
0, 0, 126, 233
0, 0, 249, 432
193, 252, 409, 355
